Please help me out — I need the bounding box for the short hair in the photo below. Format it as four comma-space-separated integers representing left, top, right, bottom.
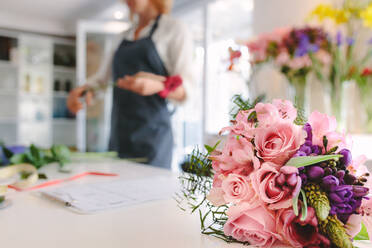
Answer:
151, 0, 173, 14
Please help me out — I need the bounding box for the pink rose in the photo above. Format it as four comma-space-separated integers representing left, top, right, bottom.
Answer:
287, 55, 312, 70
252, 163, 301, 210
255, 103, 281, 125
220, 110, 255, 140
272, 99, 297, 123
224, 203, 282, 247
221, 174, 257, 204
254, 121, 306, 165
206, 187, 226, 207
309, 111, 351, 152
211, 136, 260, 177
276, 206, 330, 248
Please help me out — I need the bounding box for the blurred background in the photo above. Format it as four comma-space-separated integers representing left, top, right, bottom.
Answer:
0, 0, 371, 171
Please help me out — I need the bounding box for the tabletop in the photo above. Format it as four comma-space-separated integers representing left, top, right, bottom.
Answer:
0, 159, 370, 248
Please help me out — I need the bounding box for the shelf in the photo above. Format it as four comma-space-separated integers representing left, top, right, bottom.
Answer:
54, 66, 75, 74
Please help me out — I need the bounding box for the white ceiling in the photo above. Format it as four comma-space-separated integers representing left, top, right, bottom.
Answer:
0, 0, 213, 36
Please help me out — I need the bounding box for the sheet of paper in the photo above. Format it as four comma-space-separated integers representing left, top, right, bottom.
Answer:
41, 176, 178, 214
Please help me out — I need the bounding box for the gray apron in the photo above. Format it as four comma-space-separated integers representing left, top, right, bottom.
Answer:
110, 15, 173, 169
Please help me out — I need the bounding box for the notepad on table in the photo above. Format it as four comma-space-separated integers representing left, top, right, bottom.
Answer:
40, 176, 178, 214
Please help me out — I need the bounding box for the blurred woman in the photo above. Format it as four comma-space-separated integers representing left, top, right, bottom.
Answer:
67, 0, 194, 169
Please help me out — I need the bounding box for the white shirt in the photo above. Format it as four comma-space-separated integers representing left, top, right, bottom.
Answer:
87, 15, 195, 103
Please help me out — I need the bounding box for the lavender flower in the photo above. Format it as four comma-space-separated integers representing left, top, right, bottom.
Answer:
322, 175, 340, 191
329, 185, 353, 203
352, 185, 369, 197
307, 166, 325, 180
339, 149, 352, 167
336, 31, 343, 46
346, 37, 355, 46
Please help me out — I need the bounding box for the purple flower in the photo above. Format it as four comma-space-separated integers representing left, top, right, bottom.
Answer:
352, 186, 369, 197
368, 37, 372, 45
0, 145, 27, 165
336, 31, 343, 46
294, 151, 307, 157
300, 173, 308, 185
299, 145, 312, 155
339, 149, 352, 167
307, 166, 324, 180
329, 185, 353, 203
295, 35, 319, 57
322, 175, 340, 191
303, 123, 312, 141
311, 145, 321, 155
335, 170, 345, 179
331, 203, 353, 215
346, 37, 355, 46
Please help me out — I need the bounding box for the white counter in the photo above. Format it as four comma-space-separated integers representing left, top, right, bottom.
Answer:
0, 160, 370, 248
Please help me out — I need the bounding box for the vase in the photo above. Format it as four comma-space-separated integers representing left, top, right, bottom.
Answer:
289, 76, 309, 116
328, 80, 365, 132
359, 81, 372, 133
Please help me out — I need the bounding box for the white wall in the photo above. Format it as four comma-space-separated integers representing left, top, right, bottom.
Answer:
252, 0, 330, 35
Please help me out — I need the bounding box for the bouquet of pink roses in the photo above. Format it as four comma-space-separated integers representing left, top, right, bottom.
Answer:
178, 97, 372, 248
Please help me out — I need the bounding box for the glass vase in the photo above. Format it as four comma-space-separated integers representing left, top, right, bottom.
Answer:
289, 76, 309, 116
360, 82, 372, 133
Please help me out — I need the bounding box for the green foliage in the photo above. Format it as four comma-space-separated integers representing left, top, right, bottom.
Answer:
230, 94, 265, 119
320, 215, 353, 248
285, 155, 342, 168
354, 222, 370, 241
0, 196, 4, 204
176, 145, 246, 244
294, 101, 308, 126
1, 143, 71, 170
304, 183, 331, 221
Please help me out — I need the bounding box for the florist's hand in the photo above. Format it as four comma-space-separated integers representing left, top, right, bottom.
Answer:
117, 72, 166, 96
67, 86, 93, 114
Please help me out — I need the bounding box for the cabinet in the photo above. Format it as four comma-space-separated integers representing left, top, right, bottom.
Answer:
0, 31, 76, 148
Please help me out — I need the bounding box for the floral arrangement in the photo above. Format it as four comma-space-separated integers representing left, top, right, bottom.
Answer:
246, 26, 331, 110
177, 96, 372, 247
309, 0, 372, 131
309, 1, 372, 28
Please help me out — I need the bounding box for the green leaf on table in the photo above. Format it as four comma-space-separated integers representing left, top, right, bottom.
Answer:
0, 196, 4, 204
51, 145, 71, 168
285, 155, 342, 168
38, 173, 48, 180
10, 153, 26, 164
354, 222, 370, 241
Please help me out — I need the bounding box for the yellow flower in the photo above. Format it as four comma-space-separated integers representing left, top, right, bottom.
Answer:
333, 9, 350, 24
360, 4, 372, 28
309, 4, 336, 21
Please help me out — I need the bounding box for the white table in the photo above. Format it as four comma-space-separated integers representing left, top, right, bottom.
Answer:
0, 160, 370, 248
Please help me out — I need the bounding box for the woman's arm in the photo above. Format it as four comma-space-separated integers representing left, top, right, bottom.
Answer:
165, 19, 195, 103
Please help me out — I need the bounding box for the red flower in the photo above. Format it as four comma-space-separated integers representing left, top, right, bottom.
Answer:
362, 67, 372, 77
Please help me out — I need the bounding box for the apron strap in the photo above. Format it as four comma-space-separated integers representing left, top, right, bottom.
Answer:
149, 15, 162, 38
